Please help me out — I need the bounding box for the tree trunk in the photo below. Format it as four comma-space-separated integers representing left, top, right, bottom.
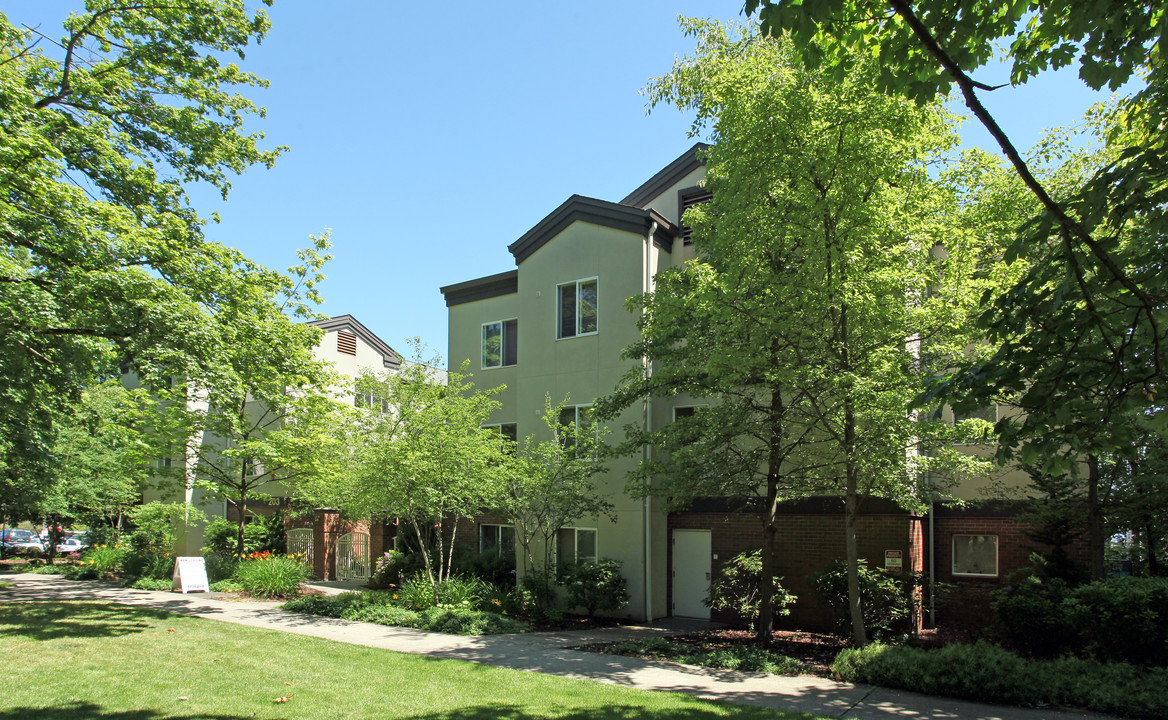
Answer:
758, 382, 784, 643
844, 416, 867, 647
236, 485, 248, 556
1087, 454, 1105, 580
1146, 521, 1162, 576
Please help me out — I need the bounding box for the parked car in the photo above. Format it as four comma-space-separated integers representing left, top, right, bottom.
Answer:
0, 529, 44, 556
55, 537, 85, 555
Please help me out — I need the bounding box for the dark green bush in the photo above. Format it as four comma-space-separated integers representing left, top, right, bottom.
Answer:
815, 559, 915, 641
991, 569, 1075, 658
835, 642, 1168, 719
122, 550, 174, 580
707, 550, 796, 631
202, 554, 239, 583
1064, 577, 1168, 667
421, 606, 528, 635
282, 590, 528, 634
604, 637, 804, 674
202, 514, 286, 556
561, 559, 629, 617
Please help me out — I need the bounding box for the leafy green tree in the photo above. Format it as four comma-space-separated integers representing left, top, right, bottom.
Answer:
0, 1, 289, 513
304, 346, 507, 604
598, 20, 991, 644
183, 235, 334, 555
501, 397, 613, 582
746, 3, 1168, 575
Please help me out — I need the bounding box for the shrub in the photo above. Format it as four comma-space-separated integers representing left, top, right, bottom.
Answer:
202, 554, 239, 583
834, 641, 1168, 719
128, 577, 172, 591
561, 559, 629, 617
125, 502, 202, 556
233, 554, 307, 598
420, 606, 528, 635
991, 569, 1074, 658
604, 638, 804, 674
209, 579, 243, 592
707, 550, 796, 631
395, 572, 491, 611
202, 514, 286, 557
122, 551, 175, 580
1063, 576, 1168, 667
453, 548, 517, 586
80, 544, 126, 574
368, 550, 406, 590
815, 559, 916, 641
519, 568, 559, 619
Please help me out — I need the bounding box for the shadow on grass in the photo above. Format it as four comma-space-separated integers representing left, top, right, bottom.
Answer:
400, 703, 814, 719
0, 601, 177, 641
0, 702, 253, 720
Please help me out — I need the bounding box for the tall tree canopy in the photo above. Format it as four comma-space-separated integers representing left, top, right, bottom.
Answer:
746, 0, 1168, 480
598, 20, 992, 645
0, 1, 301, 512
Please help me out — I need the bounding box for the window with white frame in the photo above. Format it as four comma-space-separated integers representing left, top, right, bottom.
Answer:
482, 319, 518, 368
354, 385, 388, 413
557, 278, 598, 339
952, 534, 998, 576
557, 405, 595, 455
953, 404, 997, 424
479, 524, 515, 555
484, 422, 518, 450
556, 527, 597, 566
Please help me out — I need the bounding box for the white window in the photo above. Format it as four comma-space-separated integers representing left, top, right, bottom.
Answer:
557, 527, 597, 566
354, 386, 388, 413
479, 524, 515, 554
482, 319, 518, 368
557, 405, 595, 455
557, 278, 598, 339
952, 535, 998, 576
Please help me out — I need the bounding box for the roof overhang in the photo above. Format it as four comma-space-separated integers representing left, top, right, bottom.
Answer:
308, 315, 403, 369
440, 270, 519, 308
620, 142, 710, 208
507, 194, 678, 265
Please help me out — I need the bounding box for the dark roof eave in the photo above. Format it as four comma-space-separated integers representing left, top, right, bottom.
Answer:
620, 142, 711, 208
440, 269, 519, 307
507, 195, 679, 265
307, 315, 403, 369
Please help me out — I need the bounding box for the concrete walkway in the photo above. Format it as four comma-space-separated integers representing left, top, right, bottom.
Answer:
2, 573, 1114, 720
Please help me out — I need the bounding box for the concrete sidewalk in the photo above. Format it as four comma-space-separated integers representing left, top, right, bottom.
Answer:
2, 573, 1114, 720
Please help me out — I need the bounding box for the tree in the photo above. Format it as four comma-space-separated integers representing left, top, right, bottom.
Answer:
0, 1, 289, 513
304, 347, 507, 604
598, 20, 991, 645
502, 397, 613, 585
183, 235, 334, 555
38, 382, 174, 562
746, 2, 1168, 544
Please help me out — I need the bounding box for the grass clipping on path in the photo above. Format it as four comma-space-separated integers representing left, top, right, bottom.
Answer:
0, 601, 821, 720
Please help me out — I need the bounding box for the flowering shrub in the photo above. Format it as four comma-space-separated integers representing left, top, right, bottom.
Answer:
233, 553, 307, 598
369, 550, 405, 590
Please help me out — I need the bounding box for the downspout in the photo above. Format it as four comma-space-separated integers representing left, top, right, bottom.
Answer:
643, 220, 658, 622
927, 475, 936, 628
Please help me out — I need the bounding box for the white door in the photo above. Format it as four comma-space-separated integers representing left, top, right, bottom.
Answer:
672, 530, 712, 619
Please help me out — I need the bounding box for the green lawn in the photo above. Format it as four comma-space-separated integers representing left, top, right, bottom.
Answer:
0, 601, 820, 720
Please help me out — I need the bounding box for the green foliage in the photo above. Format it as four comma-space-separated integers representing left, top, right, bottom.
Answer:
128, 577, 172, 591
834, 642, 1168, 719
395, 572, 492, 612
519, 568, 559, 618
202, 514, 285, 557
208, 579, 243, 593
282, 590, 529, 635
0, 1, 294, 521
125, 502, 203, 557
605, 637, 806, 675
122, 551, 175, 581
202, 554, 239, 583
991, 569, 1075, 658
996, 573, 1168, 666
706, 551, 795, 631
232, 555, 307, 599
560, 559, 630, 618
80, 544, 127, 574
815, 560, 918, 641
297, 346, 507, 598
501, 397, 612, 579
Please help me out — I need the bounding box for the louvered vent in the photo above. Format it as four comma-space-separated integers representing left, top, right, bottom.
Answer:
680, 189, 713, 245
337, 330, 357, 356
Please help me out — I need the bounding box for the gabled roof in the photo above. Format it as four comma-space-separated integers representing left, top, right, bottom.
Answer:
507, 194, 678, 265
439, 270, 519, 308
308, 315, 402, 369
620, 142, 711, 208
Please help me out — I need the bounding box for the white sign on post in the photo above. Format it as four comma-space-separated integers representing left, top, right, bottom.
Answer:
172, 556, 210, 593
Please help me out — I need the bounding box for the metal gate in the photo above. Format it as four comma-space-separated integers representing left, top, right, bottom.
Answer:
287, 528, 314, 573
336, 531, 369, 580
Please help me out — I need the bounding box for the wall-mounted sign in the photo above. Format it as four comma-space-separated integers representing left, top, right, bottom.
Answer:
172, 556, 209, 593
884, 549, 903, 572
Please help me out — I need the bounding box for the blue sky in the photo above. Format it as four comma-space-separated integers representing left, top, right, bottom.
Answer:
15, 2, 1116, 365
